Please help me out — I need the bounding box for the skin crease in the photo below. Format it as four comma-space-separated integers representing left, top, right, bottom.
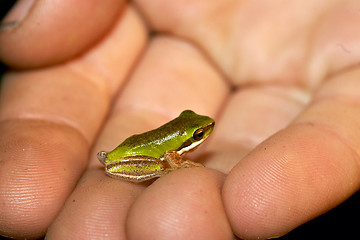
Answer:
0, 1, 360, 240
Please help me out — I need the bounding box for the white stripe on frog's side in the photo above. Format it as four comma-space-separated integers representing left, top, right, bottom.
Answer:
176, 137, 206, 155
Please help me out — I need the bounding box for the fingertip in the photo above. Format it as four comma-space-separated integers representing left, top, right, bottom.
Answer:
223, 125, 360, 239
0, 120, 88, 238
46, 169, 146, 240
222, 153, 286, 240
126, 168, 232, 240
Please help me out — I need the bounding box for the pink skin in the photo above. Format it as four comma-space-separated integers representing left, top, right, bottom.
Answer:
1, 1, 360, 239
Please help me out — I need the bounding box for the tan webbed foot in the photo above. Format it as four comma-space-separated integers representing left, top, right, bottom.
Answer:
164, 151, 204, 169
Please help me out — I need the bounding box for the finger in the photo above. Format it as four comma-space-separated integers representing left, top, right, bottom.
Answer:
135, 0, 360, 86
122, 37, 229, 239
112, 36, 229, 116
127, 168, 231, 240
0, 5, 146, 239
0, 0, 124, 68
45, 168, 145, 240
223, 68, 360, 239
47, 36, 229, 239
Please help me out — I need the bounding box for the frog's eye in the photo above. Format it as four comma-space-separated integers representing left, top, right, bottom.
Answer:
193, 128, 204, 141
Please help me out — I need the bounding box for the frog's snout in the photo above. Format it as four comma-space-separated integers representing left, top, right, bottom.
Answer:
97, 151, 108, 165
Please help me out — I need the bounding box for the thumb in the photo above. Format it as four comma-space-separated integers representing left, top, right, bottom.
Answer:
0, 0, 124, 69
223, 68, 360, 239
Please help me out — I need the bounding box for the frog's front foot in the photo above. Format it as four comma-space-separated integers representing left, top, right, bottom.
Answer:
180, 160, 204, 168
164, 151, 203, 169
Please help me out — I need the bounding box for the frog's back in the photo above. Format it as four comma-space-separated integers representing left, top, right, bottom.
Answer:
107, 127, 187, 160
106, 110, 214, 160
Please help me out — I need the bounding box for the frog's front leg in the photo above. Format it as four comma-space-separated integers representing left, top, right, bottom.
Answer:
163, 151, 204, 169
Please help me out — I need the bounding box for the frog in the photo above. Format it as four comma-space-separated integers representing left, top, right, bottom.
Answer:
97, 110, 215, 182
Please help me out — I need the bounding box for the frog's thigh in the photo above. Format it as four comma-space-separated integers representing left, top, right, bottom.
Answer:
164, 151, 203, 169
105, 156, 169, 182
108, 172, 168, 182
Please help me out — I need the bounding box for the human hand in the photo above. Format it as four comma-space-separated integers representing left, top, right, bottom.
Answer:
1, 1, 360, 239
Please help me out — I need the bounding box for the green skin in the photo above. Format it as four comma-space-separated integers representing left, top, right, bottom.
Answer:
97, 110, 215, 182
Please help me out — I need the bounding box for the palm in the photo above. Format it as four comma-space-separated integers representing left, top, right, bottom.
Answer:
1, 1, 359, 239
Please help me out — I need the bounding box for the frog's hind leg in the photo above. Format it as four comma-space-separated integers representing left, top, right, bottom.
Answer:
105, 156, 170, 182
107, 171, 170, 182
163, 151, 203, 169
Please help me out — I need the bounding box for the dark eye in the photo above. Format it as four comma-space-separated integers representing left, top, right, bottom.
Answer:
193, 129, 204, 141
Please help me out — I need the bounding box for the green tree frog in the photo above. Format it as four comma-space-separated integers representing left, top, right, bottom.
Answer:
97, 110, 215, 182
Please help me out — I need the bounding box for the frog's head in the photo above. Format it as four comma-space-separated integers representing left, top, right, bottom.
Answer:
176, 110, 215, 155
